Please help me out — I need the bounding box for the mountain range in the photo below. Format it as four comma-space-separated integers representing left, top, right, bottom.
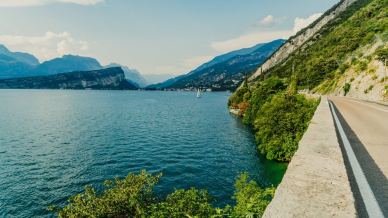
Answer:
0, 44, 147, 88
0, 67, 137, 90
0, 39, 285, 91
147, 39, 285, 91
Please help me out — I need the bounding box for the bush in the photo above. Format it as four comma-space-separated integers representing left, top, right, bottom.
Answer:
231, 173, 275, 217
149, 188, 217, 218
253, 92, 319, 161
343, 83, 351, 96
50, 170, 161, 218
51, 171, 275, 218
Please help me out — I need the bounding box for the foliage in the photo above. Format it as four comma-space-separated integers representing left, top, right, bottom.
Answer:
231, 173, 275, 218
343, 83, 351, 96
229, 0, 386, 162
253, 92, 319, 161
242, 77, 287, 125
375, 45, 388, 62
51, 170, 161, 217
52, 171, 275, 218
364, 85, 374, 93
228, 78, 250, 108
268, 0, 387, 90
149, 188, 217, 218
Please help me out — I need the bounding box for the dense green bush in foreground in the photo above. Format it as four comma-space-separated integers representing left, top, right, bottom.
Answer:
50, 171, 274, 218
229, 77, 319, 162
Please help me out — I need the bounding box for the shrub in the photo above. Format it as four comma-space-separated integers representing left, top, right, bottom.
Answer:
343, 83, 351, 96
51, 171, 275, 218
253, 92, 319, 161
231, 173, 275, 218
149, 188, 216, 218
50, 170, 161, 217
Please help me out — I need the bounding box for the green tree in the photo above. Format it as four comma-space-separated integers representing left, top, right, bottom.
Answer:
231, 173, 275, 218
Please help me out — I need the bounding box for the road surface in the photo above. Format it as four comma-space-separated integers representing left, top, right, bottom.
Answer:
330, 97, 388, 217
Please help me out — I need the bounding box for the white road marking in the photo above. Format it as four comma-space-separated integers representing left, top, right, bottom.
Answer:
329, 101, 384, 218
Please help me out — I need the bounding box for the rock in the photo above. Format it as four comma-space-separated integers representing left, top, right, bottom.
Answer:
0, 67, 137, 90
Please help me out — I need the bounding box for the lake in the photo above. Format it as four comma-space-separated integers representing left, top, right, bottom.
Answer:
0, 90, 286, 217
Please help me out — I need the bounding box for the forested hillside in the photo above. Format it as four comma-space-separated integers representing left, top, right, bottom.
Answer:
229, 0, 387, 162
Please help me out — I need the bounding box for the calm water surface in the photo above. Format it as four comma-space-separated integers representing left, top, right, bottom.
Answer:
0, 90, 286, 217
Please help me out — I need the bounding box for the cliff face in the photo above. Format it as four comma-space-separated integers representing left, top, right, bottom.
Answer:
249, 0, 358, 81
0, 67, 137, 90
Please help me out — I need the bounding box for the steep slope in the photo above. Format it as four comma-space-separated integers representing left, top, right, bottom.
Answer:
0, 67, 137, 90
33, 55, 102, 76
148, 39, 284, 91
229, 0, 387, 161
0, 44, 39, 79
250, 0, 359, 81
105, 63, 147, 87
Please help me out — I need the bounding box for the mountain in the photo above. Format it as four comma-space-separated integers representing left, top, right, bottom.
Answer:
0, 44, 40, 79
230, 0, 387, 116
33, 55, 102, 76
0, 44, 105, 79
228, 0, 387, 162
147, 39, 285, 91
105, 63, 147, 87
0, 67, 137, 90
142, 74, 175, 85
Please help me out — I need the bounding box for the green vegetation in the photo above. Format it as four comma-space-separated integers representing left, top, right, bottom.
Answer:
252, 91, 318, 161
229, 77, 319, 162
267, 0, 386, 91
50, 171, 275, 218
229, 0, 387, 162
375, 45, 388, 62
343, 83, 351, 96
364, 84, 374, 93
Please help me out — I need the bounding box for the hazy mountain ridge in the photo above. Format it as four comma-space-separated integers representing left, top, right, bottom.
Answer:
0, 44, 147, 86
33, 55, 102, 76
105, 63, 147, 87
147, 39, 285, 91
0, 67, 137, 90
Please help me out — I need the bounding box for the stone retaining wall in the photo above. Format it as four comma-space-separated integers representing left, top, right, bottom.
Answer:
263, 97, 357, 217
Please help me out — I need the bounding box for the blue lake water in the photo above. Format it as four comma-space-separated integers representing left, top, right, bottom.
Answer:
0, 90, 286, 217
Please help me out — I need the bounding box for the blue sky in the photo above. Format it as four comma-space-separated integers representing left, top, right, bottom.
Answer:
0, 0, 338, 76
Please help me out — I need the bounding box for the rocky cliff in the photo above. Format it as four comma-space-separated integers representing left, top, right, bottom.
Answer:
249, 0, 358, 81
0, 67, 137, 90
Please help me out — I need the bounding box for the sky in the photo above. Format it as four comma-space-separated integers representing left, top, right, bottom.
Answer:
0, 0, 339, 77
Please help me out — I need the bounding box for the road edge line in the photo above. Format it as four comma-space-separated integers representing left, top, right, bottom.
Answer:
328, 100, 384, 218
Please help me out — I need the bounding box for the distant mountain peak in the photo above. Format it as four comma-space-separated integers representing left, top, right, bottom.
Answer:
105, 63, 147, 87
147, 39, 285, 91
0, 44, 10, 53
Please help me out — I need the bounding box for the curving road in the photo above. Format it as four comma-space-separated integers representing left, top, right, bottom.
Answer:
329, 97, 388, 217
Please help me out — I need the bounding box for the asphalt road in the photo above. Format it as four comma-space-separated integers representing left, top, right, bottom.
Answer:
330, 97, 388, 217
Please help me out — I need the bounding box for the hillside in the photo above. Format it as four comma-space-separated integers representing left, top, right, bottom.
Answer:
0, 44, 39, 79
0, 67, 137, 90
229, 0, 387, 161
105, 63, 147, 87
148, 39, 284, 91
33, 55, 102, 76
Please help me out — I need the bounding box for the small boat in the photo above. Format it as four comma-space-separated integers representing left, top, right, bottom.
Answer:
196, 89, 202, 98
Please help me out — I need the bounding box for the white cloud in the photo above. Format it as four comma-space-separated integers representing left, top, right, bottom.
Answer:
257, 15, 286, 26
211, 30, 293, 53
260, 15, 275, 25
0, 31, 90, 61
293, 13, 323, 34
211, 12, 323, 53
0, 0, 103, 7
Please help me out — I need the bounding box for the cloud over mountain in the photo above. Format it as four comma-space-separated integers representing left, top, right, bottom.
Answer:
210, 12, 323, 53
0, 32, 89, 61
